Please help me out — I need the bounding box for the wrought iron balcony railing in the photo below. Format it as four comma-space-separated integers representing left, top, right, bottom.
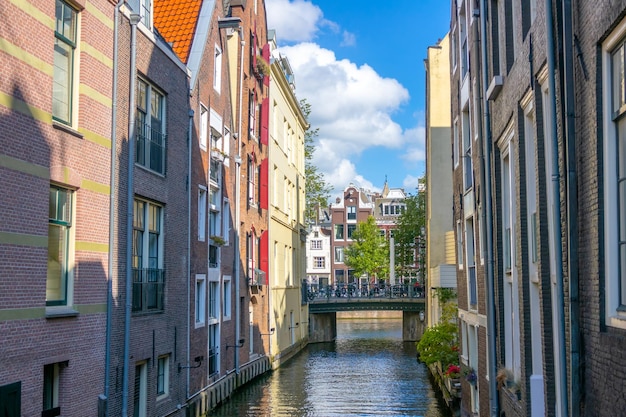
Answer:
132, 268, 165, 312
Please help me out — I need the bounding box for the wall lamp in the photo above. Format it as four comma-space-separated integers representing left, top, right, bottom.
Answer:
226, 338, 245, 350
289, 323, 299, 330
419, 310, 425, 322
260, 328, 275, 336
178, 355, 203, 373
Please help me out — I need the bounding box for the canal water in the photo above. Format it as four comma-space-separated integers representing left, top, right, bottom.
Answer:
209, 318, 452, 417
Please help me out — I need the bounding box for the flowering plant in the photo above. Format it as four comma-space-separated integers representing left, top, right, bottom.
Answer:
445, 364, 460, 378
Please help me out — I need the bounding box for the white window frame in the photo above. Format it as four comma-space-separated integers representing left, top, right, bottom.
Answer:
208, 278, 220, 323
199, 104, 208, 150
133, 361, 148, 417
223, 276, 232, 320
456, 220, 463, 269
313, 256, 325, 269
311, 240, 322, 250
136, 78, 166, 174
335, 246, 344, 263
53, 0, 78, 126
195, 274, 206, 327
198, 186, 207, 241
222, 199, 230, 245
602, 19, 626, 329
213, 44, 222, 93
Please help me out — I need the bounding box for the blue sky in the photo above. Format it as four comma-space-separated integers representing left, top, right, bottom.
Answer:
266, 0, 451, 199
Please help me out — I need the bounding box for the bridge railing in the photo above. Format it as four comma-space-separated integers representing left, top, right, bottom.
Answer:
307, 283, 425, 302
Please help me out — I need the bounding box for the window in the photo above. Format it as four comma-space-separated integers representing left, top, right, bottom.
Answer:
133, 0, 152, 29
462, 109, 473, 191
43, 362, 64, 416
223, 277, 231, 320
0, 382, 21, 417
249, 90, 257, 140
208, 324, 219, 376
157, 355, 169, 399
199, 105, 208, 150
313, 257, 325, 269
133, 362, 147, 417
334, 269, 345, 284
213, 45, 222, 93
132, 200, 164, 312
334, 247, 344, 263
453, 118, 460, 168
48, 186, 73, 306
334, 224, 344, 240
53, 0, 77, 125
222, 199, 230, 245
195, 275, 206, 326
247, 157, 256, 207
465, 217, 477, 308
603, 24, 626, 328
456, 220, 463, 269
347, 224, 356, 239
310, 240, 322, 250
136, 78, 166, 174
208, 280, 220, 321
347, 206, 356, 220
488, 0, 501, 79
459, 3, 468, 78
198, 187, 207, 241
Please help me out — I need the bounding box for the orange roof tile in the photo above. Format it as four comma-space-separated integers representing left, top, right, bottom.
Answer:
154, 0, 202, 63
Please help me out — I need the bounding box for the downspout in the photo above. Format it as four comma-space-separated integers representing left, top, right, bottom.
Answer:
186, 108, 194, 400
479, 1, 498, 416
562, 0, 580, 414
545, 1, 569, 415
233, 25, 245, 374
103, 2, 124, 416
121, 13, 141, 417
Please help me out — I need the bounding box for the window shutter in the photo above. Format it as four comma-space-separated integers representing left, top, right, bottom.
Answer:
262, 43, 270, 86
260, 97, 269, 145
259, 230, 268, 284
251, 31, 257, 71
259, 158, 268, 210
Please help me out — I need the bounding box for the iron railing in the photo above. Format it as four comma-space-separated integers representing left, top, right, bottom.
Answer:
132, 268, 165, 312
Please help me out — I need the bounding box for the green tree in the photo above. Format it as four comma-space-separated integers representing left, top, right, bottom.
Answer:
344, 216, 389, 282
300, 99, 331, 225
393, 177, 426, 281
416, 289, 458, 367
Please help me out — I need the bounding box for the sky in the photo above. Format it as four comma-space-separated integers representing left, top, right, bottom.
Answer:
265, 0, 451, 199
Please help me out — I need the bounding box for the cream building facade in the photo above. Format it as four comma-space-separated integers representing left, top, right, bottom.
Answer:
267, 31, 308, 369
424, 34, 456, 327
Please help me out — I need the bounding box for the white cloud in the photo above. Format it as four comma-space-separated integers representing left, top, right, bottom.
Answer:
340, 30, 356, 47
402, 174, 420, 192
400, 124, 426, 164
266, 0, 324, 42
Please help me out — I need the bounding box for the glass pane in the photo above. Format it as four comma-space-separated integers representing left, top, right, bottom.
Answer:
149, 232, 158, 269
56, 0, 75, 41
49, 188, 57, 220
614, 45, 625, 112
133, 230, 143, 268
620, 180, 626, 241
53, 39, 72, 122
149, 205, 160, 232
151, 90, 162, 128
137, 80, 147, 111
47, 224, 67, 303
134, 200, 144, 229
58, 188, 70, 222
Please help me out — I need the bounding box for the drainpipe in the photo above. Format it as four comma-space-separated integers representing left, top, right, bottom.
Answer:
561, 0, 579, 415
479, 1, 498, 416
233, 25, 245, 374
103, 2, 125, 416
121, 13, 141, 417
186, 109, 194, 400
545, 1, 569, 415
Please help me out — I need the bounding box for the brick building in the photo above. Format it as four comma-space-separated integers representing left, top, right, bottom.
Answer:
106, 3, 191, 416
449, 1, 626, 416
0, 0, 115, 415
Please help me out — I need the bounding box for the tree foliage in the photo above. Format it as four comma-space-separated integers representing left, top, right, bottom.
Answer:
393, 177, 427, 280
300, 99, 331, 224
416, 320, 458, 367
344, 216, 389, 281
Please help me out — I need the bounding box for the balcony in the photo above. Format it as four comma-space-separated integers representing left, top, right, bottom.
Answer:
136, 122, 166, 174
132, 268, 165, 312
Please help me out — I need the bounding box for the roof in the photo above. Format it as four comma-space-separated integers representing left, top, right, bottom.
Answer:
154, 0, 202, 63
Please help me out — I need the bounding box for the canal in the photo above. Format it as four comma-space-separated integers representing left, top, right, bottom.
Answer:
209, 318, 452, 417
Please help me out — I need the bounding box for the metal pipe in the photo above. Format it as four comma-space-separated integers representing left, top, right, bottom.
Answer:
103, 2, 125, 416
479, 1, 498, 415
233, 25, 245, 373
121, 13, 141, 417
545, 0, 569, 415
561, 0, 579, 414
185, 108, 194, 399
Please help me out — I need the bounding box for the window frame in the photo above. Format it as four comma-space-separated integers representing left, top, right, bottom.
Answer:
52, 0, 77, 126
603, 21, 626, 329
198, 186, 207, 241
213, 44, 222, 93
136, 78, 167, 175
47, 185, 74, 307
195, 275, 206, 327
313, 256, 325, 269
223, 276, 232, 320
156, 355, 169, 400
199, 104, 208, 150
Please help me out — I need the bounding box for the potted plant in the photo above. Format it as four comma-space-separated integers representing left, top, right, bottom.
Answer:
462, 366, 477, 385
496, 367, 513, 389
256, 55, 270, 78
210, 236, 226, 246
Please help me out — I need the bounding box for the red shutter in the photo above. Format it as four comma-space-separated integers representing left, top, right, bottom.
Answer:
259, 158, 268, 210
260, 97, 269, 145
251, 31, 257, 70
259, 230, 268, 284
262, 43, 270, 86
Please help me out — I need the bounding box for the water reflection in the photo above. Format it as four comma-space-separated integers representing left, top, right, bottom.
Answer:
209, 319, 452, 417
